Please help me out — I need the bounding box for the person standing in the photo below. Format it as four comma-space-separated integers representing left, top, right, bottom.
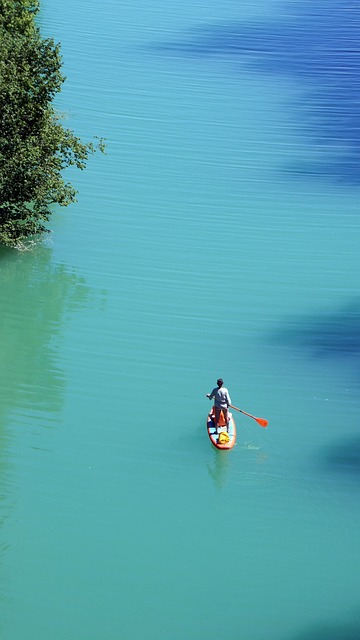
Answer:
206, 378, 232, 431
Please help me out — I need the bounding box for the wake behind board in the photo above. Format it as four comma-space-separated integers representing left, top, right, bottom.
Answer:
207, 408, 236, 450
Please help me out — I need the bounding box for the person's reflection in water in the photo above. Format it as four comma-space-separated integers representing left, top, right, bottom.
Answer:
207, 449, 230, 490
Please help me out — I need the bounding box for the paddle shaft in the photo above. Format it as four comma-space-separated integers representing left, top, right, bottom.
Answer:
229, 405, 268, 428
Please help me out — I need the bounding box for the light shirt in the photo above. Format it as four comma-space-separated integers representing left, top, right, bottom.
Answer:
209, 386, 231, 408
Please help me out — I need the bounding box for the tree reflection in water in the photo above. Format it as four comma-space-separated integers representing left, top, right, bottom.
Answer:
0, 245, 91, 424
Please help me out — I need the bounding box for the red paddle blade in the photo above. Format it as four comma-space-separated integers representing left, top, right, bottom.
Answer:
256, 418, 268, 428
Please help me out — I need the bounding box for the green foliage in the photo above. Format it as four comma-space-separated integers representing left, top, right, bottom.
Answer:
0, 0, 40, 36
0, 0, 105, 248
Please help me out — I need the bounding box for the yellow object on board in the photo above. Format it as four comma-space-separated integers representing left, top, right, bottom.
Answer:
218, 431, 230, 444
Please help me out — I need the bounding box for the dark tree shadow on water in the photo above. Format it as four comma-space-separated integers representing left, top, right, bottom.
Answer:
273, 300, 360, 364
290, 610, 360, 640
325, 435, 360, 478
272, 302, 360, 484
153, 0, 360, 185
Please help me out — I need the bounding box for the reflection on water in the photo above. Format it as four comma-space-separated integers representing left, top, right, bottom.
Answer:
0, 244, 93, 614
0, 245, 90, 425
206, 449, 231, 490
206, 444, 272, 490
0, 244, 93, 569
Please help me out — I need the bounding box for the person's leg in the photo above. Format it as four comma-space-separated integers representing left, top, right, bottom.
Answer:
214, 406, 221, 429
223, 408, 229, 431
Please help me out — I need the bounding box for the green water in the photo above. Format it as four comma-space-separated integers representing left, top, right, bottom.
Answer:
1, 1, 360, 638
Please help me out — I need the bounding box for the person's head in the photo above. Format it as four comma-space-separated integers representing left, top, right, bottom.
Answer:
217, 378, 223, 388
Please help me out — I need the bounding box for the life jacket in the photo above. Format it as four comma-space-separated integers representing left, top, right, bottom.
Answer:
218, 431, 230, 445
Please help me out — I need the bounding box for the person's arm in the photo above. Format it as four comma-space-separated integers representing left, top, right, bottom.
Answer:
206, 388, 215, 400
226, 390, 232, 406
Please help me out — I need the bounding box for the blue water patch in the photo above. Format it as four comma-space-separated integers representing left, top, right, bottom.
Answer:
154, 0, 360, 185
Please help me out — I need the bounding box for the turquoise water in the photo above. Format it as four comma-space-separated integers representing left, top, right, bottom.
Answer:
1, 1, 360, 638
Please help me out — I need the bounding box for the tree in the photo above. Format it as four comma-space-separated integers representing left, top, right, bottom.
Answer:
0, 0, 105, 248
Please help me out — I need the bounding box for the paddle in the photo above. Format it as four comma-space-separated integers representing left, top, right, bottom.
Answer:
229, 405, 268, 428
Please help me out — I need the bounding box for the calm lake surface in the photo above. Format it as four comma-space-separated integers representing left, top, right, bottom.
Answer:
1, 1, 360, 638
